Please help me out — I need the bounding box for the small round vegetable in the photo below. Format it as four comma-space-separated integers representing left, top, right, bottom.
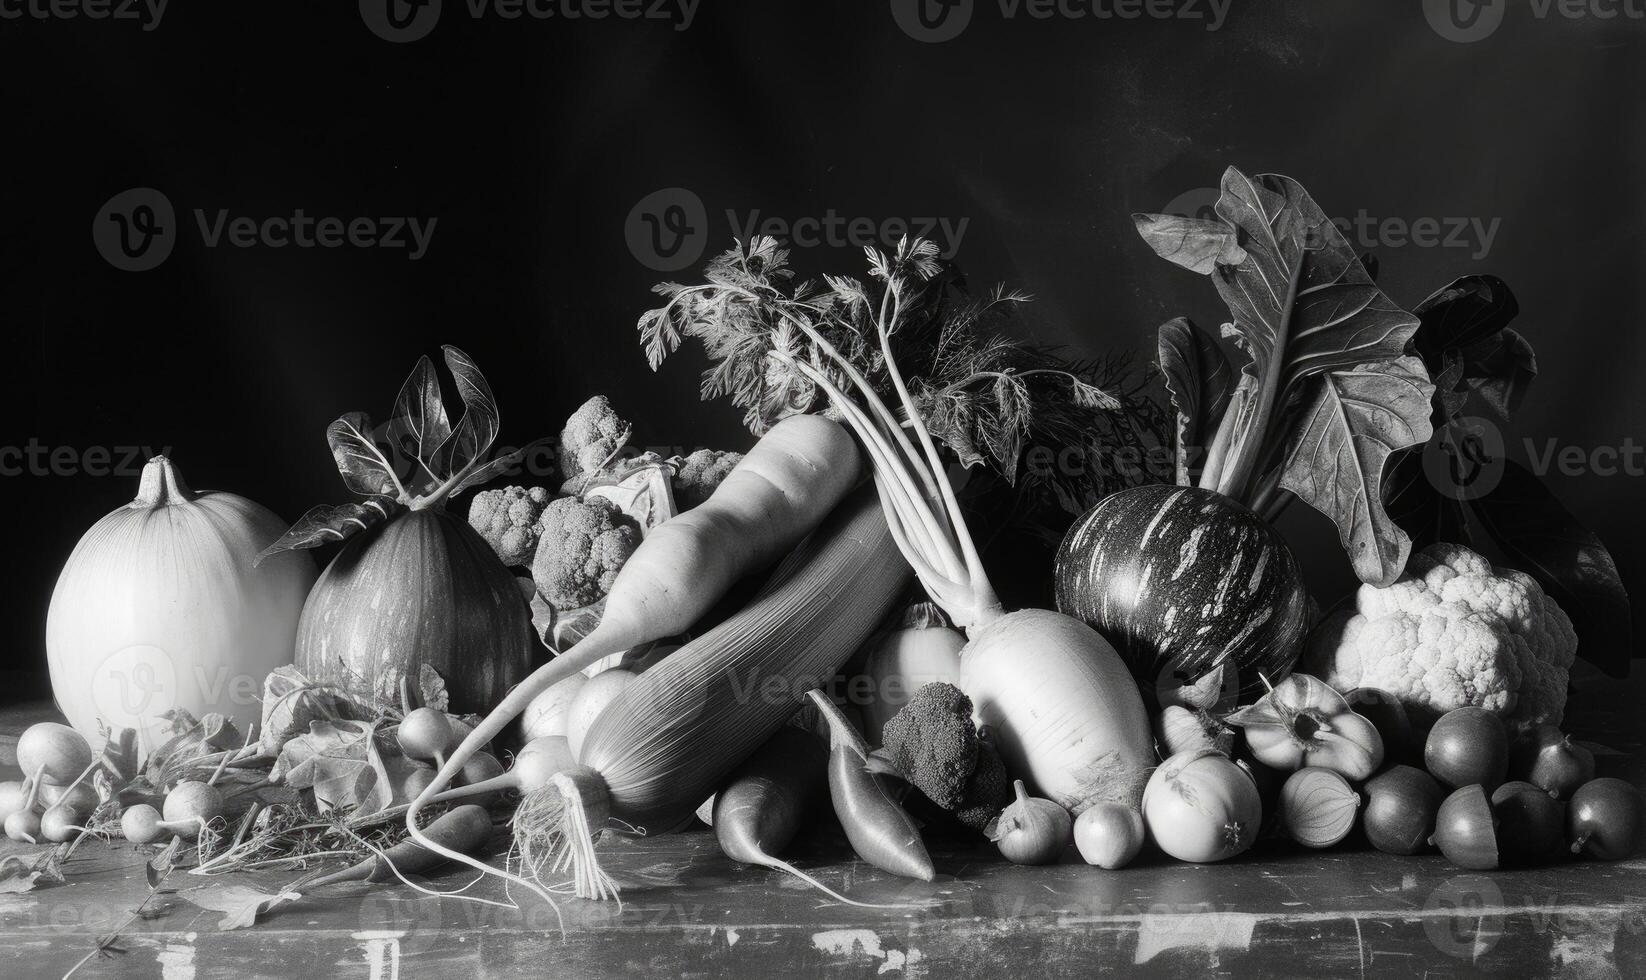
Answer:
0, 781, 29, 825
17, 723, 94, 785
121, 804, 166, 844
992, 780, 1073, 866
40, 781, 99, 816
425, 736, 573, 807
5, 809, 43, 843
39, 805, 86, 843
456, 752, 506, 808
520, 674, 588, 742
1142, 749, 1261, 863
1425, 707, 1509, 792
567, 668, 638, 762
402, 766, 436, 801
1280, 767, 1360, 849
1567, 778, 1645, 861
1491, 781, 1565, 865
1362, 765, 1445, 855
162, 781, 225, 838
1344, 688, 1417, 766
398, 708, 457, 764
1430, 784, 1499, 870
1510, 726, 1594, 800
1073, 802, 1145, 869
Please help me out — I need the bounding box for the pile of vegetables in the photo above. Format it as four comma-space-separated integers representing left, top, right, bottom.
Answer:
12, 171, 1642, 936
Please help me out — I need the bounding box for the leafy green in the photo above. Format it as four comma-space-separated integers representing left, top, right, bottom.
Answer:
1139, 167, 1436, 585
261, 347, 545, 562
638, 236, 1166, 531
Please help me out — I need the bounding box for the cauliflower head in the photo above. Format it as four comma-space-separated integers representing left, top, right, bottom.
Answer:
468, 485, 556, 567
559, 396, 631, 483
531, 496, 641, 610
673, 448, 743, 509
1303, 542, 1576, 728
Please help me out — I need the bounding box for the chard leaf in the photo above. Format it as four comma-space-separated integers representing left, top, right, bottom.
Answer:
255, 496, 402, 564
1467, 460, 1633, 678
431, 346, 500, 478
327, 412, 404, 497
1280, 355, 1435, 586
1134, 214, 1246, 274
1157, 317, 1233, 485
1209, 169, 1419, 410
449, 436, 554, 498
386, 355, 451, 495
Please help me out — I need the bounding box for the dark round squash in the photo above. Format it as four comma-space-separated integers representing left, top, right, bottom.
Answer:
295, 508, 533, 714
1054, 484, 1308, 704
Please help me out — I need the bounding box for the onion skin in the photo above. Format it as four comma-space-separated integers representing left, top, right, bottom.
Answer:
1279, 767, 1360, 849
961, 609, 1152, 815
295, 509, 532, 715
1074, 803, 1145, 869
47, 457, 316, 751
1055, 485, 1309, 703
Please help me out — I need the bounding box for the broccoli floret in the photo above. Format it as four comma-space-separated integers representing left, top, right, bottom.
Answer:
468, 486, 556, 567
559, 396, 631, 484
673, 449, 744, 509
954, 737, 1012, 831
531, 496, 641, 610
880, 682, 979, 811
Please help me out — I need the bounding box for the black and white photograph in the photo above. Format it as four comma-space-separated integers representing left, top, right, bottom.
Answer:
3, 1, 1644, 976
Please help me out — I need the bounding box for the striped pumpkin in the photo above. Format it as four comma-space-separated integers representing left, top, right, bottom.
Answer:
1054, 484, 1308, 704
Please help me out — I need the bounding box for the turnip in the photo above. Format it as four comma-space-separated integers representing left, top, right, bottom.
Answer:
160, 782, 225, 840
0, 781, 30, 825
398, 708, 458, 767
40, 805, 89, 844
520, 674, 587, 741
425, 737, 572, 808
17, 723, 94, 786
5, 809, 42, 843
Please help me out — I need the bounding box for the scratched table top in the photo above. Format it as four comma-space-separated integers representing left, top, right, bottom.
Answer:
4, 667, 1643, 980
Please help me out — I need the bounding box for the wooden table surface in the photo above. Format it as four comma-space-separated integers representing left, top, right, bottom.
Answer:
4, 667, 1643, 980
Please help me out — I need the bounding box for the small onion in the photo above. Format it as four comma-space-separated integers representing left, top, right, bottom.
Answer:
1363, 765, 1445, 855
1142, 749, 1261, 863
991, 780, 1073, 866
1430, 784, 1499, 870
1280, 767, 1360, 849
1491, 781, 1565, 865
1073, 802, 1145, 869
1568, 778, 1645, 861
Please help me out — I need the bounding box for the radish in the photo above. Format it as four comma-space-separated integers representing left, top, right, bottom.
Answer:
0, 781, 28, 825
5, 810, 42, 844
398, 708, 458, 768
807, 691, 933, 881
121, 803, 200, 844
160, 782, 225, 840
712, 725, 914, 908
40, 805, 89, 844
711, 241, 1154, 815
424, 737, 572, 807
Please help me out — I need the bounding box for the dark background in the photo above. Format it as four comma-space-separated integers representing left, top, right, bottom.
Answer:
4, 1, 1642, 703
